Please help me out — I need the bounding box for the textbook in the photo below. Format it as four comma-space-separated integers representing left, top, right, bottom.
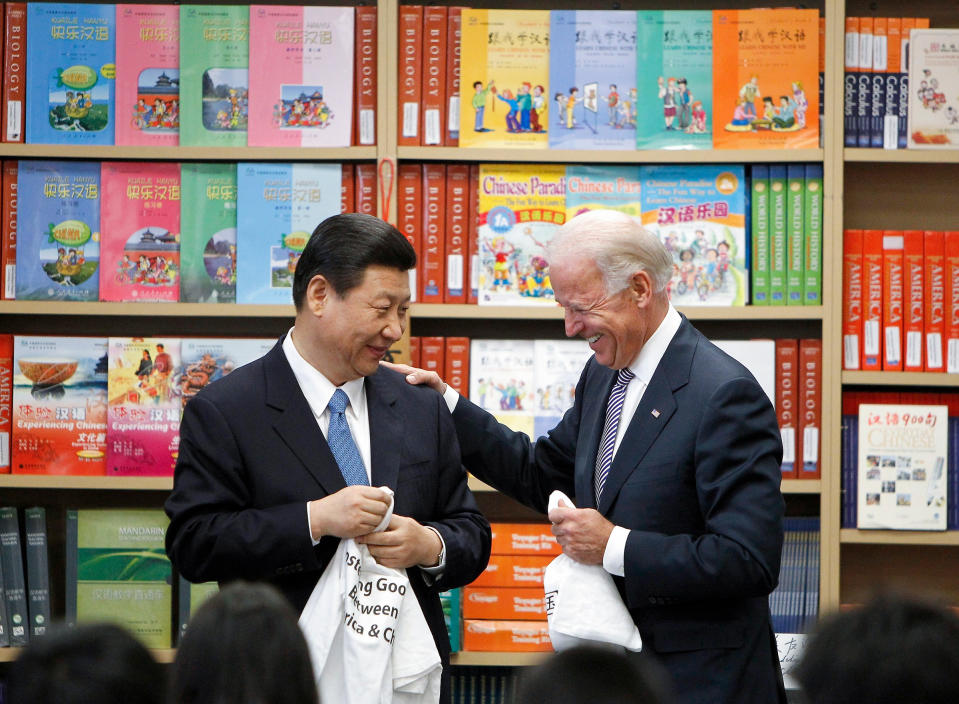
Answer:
469, 339, 536, 437
532, 339, 591, 439
177, 577, 219, 643
179, 163, 237, 303
24, 506, 51, 639
564, 164, 642, 222
0, 506, 28, 645
907, 29, 959, 148
177, 337, 273, 410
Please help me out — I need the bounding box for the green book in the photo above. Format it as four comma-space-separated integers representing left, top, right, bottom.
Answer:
66, 509, 173, 648
179, 5, 249, 146
750, 165, 771, 305
24, 507, 51, 639
440, 587, 462, 652
0, 506, 28, 645
786, 164, 805, 306
803, 164, 823, 306
180, 163, 238, 303
768, 166, 787, 305
177, 576, 219, 643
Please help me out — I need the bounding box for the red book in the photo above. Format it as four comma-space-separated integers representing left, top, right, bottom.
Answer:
355, 163, 377, 217
775, 339, 800, 479
924, 230, 946, 372
444, 164, 469, 303
421, 6, 447, 146
444, 336, 469, 397
0, 333, 11, 473
408, 336, 421, 368
1, 160, 16, 299
945, 231, 959, 373
353, 5, 377, 147
881, 231, 904, 371
467, 163, 479, 304
341, 163, 355, 213
903, 230, 925, 372
2, 3, 24, 143
397, 5, 423, 147
842, 230, 863, 370
444, 7, 463, 146
421, 163, 446, 303
861, 229, 884, 371
397, 163, 423, 302
798, 338, 821, 479
420, 336, 445, 375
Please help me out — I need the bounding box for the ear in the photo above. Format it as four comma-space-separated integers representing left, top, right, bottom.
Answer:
305, 274, 330, 316
628, 270, 653, 308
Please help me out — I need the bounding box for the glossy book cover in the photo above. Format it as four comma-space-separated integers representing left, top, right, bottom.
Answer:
177, 337, 274, 410
179, 163, 237, 303
564, 164, 642, 222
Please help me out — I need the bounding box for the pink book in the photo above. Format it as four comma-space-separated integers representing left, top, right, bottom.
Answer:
99, 161, 181, 302
115, 4, 179, 146
107, 336, 180, 476
247, 5, 354, 147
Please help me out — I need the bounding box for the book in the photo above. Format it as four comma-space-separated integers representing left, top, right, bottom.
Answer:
107, 337, 180, 476
861, 229, 884, 371
477, 163, 566, 306
458, 9, 550, 149
776, 339, 799, 479
802, 164, 823, 305
353, 5, 376, 147
177, 337, 274, 410
0, 506, 28, 645
396, 163, 422, 302
564, 164, 642, 223
3, 3, 26, 143
179, 163, 237, 303
421, 6, 447, 146
469, 339, 536, 437
857, 403, 948, 530
844, 16, 859, 147
420, 336, 445, 377
15, 160, 101, 302
66, 508, 173, 647
750, 165, 770, 305
12, 335, 108, 475
0, 333, 10, 473
444, 7, 462, 146
420, 163, 446, 303
842, 230, 863, 370
799, 339, 822, 479
445, 337, 469, 397
354, 162, 376, 216
26, 3, 116, 145
178, 5, 248, 146
907, 29, 959, 148
635, 10, 712, 150
549, 10, 637, 150
855, 18, 873, 149
114, 4, 179, 147
712, 339, 776, 408
712, 8, 819, 150
248, 5, 353, 147
768, 165, 787, 304
532, 339, 591, 439
23, 506, 50, 639
445, 164, 469, 303
397, 5, 422, 147
99, 161, 181, 303
924, 230, 945, 372
340, 162, 354, 213
640, 164, 748, 306
868, 17, 887, 149
947, 231, 959, 373
177, 577, 219, 643
903, 230, 925, 372
2, 159, 17, 298
882, 231, 904, 370
468, 163, 479, 304
785, 165, 804, 305
235, 162, 341, 304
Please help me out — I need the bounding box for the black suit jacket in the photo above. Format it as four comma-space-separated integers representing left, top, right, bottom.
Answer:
453, 317, 786, 704
165, 339, 491, 702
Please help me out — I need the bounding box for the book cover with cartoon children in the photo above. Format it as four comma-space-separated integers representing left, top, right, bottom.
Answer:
907, 29, 959, 148
179, 5, 248, 146
107, 337, 180, 476
712, 9, 819, 149
236, 162, 341, 304
477, 163, 566, 306
548, 10, 637, 150
469, 339, 536, 438
178, 338, 274, 410
635, 10, 713, 150
532, 339, 592, 439
564, 164, 642, 223
248, 5, 353, 147
458, 9, 550, 149
179, 163, 237, 303
16, 160, 101, 302
26, 3, 116, 145
115, 4, 179, 146
99, 161, 180, 303
11, 336, 108, 475
640, 164, 748, 306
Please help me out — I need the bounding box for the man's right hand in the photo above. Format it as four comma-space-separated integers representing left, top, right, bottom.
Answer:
309, 486, 392, 540
379, 361, 448, 395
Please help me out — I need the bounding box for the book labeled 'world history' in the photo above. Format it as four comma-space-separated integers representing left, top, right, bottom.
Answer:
179, 163, 237, 303
564, 164, 642, 222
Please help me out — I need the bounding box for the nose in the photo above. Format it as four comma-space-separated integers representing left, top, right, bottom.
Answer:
564, 309, 582, 338
382, 310, 404, 342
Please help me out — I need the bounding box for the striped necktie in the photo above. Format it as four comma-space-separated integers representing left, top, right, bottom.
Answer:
594, 367, 635, 502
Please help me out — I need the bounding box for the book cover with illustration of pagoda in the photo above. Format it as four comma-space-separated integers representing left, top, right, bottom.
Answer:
179, 163, 237, 303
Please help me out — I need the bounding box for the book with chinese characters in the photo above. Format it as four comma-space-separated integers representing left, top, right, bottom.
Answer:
177, 337, 274, 410
177, 577, 219, 643
469, 339, 536, 438
907, 29, 959, 148
179, 163, 237, 303
24, 506, 51, 638
564, 164, 641, 223
0, 506, 28, 645
532, 339, 591, 439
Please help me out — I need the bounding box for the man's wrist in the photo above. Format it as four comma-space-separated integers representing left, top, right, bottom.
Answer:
419, 525, 444, 567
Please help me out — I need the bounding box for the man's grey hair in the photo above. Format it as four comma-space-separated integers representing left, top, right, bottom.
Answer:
546, 210, 673, 294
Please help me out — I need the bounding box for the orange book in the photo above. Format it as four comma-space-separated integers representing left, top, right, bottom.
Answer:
798, 338, 821, 479
463, 620, 551, 652
467, 163, 479, 304
353, 5, 377, 147
408, 336, 421, 368
0, 333, 11, 472
420, 163, 446, 303
469, 554, 552, 588
397, 5, 423, 146
775, 339, 799, 479
397, 163, 423, 302
712, 8, 820, 149
340, 163, 355, 213
945, 231, 959, 374
462, 587, 546, 621
2, 3, 24, 143
444, 164, 469, 303
903, 230, 924, 372
924, 230, 945, 372
881, 231, 904, 371
420, 336, 445, 376
1, 160, 16, 299
444, 336, 469, 397
421, 6, 447, 146
915, 18, 930, 29
842, 230, 863, 370
354, 162, 377, 217
887, 18, 902, 72
444, 7, 463, 146
490, 523, 560, 556
862, 229, 884, 371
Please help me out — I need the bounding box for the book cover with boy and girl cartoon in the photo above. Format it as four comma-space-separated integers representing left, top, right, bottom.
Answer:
907, 29, 959, 148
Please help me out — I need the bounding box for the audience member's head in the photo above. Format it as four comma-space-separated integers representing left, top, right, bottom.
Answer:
795, 592, 959, 704
514, 643, 674, 704
5, 622, 165, 704
170, 580, 318, 704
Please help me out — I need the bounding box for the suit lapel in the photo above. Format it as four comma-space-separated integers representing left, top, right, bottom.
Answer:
365, 372, 401, 490
575, 363, 616, 509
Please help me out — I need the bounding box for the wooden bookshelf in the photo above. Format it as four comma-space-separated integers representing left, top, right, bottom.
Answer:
840, 530, 959, 547
399, 146, 825, 164
0, 144, 376, 162
842, 371, 959, 388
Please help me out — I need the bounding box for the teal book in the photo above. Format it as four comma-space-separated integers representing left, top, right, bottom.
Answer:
440, 588, 462, 652
750, 165, 771, 305
177, 576, 218, 644
803, 164, 823, 305
179, 163, 238, 303
564, 164, 642, 221
24, 507, 51, 639
768, 166, 787, 305
635, 11, 712, 150
0, 506, 28, 645
786, 164, 804, 306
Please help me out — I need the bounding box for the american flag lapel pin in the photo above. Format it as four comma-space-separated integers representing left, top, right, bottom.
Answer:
651, 409, 661, 418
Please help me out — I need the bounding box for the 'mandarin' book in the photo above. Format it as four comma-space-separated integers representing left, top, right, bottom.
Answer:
26, 3, 116, 145
179, 163, 237, 303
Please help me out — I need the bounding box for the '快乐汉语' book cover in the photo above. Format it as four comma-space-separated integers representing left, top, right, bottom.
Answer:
907, 29, 959, 148
179, 163, 237, 303
177, 337, 273, 410
564, 164, 641, 223
248, 5, 353, 147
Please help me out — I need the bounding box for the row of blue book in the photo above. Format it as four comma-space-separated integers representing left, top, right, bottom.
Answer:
769, 517, 820, 635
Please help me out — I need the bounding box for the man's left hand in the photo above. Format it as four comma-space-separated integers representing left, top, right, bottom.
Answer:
548, 504, 614, 565
357, 514, 441, 569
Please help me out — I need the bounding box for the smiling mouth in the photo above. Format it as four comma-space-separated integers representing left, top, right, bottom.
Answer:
586, 333, 603, 344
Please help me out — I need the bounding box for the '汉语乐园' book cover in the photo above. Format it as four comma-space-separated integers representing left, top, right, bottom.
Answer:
564, 164, 641, 223
177, 337, 273, 410
907, 29, 959, 148
179, 163, 237, 303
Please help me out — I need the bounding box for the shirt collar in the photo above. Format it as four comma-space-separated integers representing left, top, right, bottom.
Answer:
282, 328, 366, 419
627, 305, 682, 386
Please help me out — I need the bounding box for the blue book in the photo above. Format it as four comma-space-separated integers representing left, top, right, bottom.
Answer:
26, 3, 116, 145
635, 11, 712, 150
16, 161, 101, 301
548, 10, 637, 150
564, 164, 642, 221
236, 163, 341, 304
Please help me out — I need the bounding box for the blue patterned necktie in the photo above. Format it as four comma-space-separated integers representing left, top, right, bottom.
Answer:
594, 367, 635, 502
327, 389, 368, 486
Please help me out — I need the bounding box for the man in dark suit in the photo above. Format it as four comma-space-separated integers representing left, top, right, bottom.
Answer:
390, 209, 786, 704
165, 213, 491, 704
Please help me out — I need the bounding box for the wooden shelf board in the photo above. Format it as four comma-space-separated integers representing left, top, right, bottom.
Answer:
0, 144, 377, 161
845, 148, 959, 164
400, 146, 823, 164
451, 651, 548, 667
840, 529, 959, 546
842, 371, 959, 387
0, 475, 172, 490
472, 476, 819, 495
412, 303, 823, 321
0, 300, 294, 318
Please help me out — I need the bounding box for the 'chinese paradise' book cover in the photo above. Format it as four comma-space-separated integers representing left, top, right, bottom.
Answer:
564, 164, 642, 223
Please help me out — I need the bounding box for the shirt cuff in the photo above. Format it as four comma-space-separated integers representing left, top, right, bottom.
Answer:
603, 526, 629, 577
419, 525, 447, 582
308, 502, 320, 546
442, 385, 460, 414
